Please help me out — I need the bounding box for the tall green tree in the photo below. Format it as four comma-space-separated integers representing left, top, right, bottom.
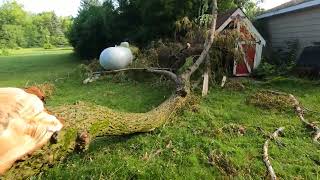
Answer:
69, 0, 116, 58
0, 1, 71, 49
0, 1, 27, 48
69, 0, 259, 59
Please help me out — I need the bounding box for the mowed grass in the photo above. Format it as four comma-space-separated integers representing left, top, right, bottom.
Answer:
0, 49, 171, 112
1, 49, 319, 179
3, 47, 73, 56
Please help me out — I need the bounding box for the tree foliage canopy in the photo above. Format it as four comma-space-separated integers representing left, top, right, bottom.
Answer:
69, 0, 260, 59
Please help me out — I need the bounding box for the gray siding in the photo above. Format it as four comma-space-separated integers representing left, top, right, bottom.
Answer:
266, 6, 320, 55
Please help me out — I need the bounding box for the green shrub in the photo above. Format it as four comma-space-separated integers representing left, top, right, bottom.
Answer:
252, 61, 277, 79
253, 40, 299, 79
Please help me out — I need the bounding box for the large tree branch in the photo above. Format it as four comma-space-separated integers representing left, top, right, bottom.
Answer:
181, 0, 218, 81
92, 68, 187, 97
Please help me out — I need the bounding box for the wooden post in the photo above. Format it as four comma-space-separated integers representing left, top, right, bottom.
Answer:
202, 55, 211, 96
221, 76, 227, 88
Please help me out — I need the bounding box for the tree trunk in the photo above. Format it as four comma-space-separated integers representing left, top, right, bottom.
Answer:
3, 0, 218, 178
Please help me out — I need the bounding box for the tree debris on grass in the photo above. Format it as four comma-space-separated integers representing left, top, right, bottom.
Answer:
247, 90, 294, 111
223, 78, 246, 91
36, 83, 56, 98
263, 127, 284, 180
208, 150, 238, 175
249, 90, 320, 143
288, 94, 320, 143
25, 82, 56, 99
219, 123, 246, 136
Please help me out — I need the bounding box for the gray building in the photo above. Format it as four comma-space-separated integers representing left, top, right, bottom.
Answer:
257, 0, 320, 58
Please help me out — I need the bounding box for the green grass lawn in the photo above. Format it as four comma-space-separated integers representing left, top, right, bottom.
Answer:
0, 49, 319, 179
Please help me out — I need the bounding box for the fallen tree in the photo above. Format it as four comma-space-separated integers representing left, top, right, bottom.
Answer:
2, 1, 218, 178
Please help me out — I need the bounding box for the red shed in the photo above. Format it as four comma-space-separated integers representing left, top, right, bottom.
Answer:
216, 8, 266, 76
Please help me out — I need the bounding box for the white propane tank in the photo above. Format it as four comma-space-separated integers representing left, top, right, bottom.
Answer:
99, 42, 133, 70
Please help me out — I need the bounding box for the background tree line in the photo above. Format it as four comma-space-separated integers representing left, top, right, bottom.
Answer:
0, 1, 72, 49
70, 0, 261, 59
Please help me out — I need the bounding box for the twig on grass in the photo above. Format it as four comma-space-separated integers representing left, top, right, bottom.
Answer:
289, 94, 320, 143
263, 127, 285, 180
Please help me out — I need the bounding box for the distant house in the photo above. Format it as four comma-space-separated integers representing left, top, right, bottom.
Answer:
216, 8, 266, 76
256, 0, 320, 59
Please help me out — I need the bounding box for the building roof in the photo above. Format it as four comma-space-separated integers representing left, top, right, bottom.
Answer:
215, 8, 266, 46
256, 0, 320, 19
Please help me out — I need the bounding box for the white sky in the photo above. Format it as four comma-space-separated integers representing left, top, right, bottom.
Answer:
258, 0, 292, 10
0, 0, 81, 17
0, 0, 292, 17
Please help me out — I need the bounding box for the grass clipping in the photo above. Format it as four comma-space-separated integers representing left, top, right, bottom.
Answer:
247, 90, 294, 112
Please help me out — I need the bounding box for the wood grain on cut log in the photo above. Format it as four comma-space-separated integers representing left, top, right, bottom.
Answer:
3, 1, 219, 178
263, 127, 284, 180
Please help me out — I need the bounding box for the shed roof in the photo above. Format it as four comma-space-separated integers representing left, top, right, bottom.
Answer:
256, 0, 320, 19
216, 8, 238, 29
215, 8, 266, 46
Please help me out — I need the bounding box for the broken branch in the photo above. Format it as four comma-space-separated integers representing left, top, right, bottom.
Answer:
288, 94, 320, 143
263, 127, 284, 180
181, 0, 217, 81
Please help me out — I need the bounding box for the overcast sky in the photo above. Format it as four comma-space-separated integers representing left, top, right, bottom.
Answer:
0, 0, 292, 17
258, 0, 291, 10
